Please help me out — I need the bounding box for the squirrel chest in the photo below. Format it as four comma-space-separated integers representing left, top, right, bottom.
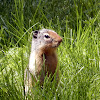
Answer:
35, 50, 57, 76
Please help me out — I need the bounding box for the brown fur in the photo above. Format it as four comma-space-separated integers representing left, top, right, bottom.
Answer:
24, 29, 62, 93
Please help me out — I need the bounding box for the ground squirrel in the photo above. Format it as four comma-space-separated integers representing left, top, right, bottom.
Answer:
24, 29, 62, 93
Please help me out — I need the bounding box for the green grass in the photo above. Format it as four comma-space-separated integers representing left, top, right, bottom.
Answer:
1, 15, 100, 99
0, 0, 100, 100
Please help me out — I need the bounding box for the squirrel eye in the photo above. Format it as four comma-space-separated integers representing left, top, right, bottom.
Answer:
44, 35, 50, 38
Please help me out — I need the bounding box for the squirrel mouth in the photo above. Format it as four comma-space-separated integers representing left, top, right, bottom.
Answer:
52, 40, 62, 48
52, 42, 61, 48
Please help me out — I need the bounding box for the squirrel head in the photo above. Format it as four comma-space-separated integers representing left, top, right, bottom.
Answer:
32, 29, 62, 51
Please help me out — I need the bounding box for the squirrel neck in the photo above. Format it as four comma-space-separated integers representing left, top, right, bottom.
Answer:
36, 47, 57, 56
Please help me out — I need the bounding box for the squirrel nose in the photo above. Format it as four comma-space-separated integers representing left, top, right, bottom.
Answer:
58, 38, 62, 44
59, 38, 62, 43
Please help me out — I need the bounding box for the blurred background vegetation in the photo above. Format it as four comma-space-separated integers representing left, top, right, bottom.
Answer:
0, 0, 100, 49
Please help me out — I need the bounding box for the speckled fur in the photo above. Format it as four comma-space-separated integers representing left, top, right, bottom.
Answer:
24, 29, 62, 94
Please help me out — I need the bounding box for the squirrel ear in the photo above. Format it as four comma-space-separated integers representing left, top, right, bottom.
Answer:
33, 30, 39, 38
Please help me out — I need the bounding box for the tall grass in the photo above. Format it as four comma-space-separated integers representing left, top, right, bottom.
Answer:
0, 0, 100, 100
